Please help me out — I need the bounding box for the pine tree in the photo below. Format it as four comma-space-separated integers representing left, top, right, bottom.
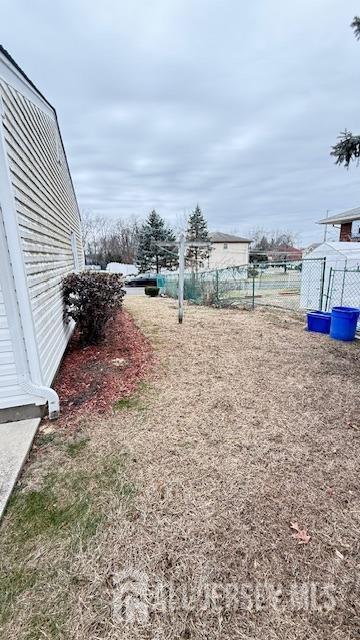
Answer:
136, 210, 177, 273
331, 17, 360, 167
186, 205, 211, 271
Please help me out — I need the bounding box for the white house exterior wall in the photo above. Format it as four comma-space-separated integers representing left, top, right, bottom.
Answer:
0, 80, 84, 388
0, 54, 84, 416
208, 242, 249, 269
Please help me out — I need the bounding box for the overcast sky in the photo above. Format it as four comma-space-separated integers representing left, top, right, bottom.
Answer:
2, 0, 360, 244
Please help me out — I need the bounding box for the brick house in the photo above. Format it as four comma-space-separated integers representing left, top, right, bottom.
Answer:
318, 207, 360, 242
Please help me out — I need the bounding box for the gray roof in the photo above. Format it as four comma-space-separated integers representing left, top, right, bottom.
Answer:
209, 231, 251, 243
0, 45, 53, 110
318, 206, 360, 225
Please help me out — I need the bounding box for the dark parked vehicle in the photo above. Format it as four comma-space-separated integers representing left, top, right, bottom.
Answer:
126, 274, 157, 287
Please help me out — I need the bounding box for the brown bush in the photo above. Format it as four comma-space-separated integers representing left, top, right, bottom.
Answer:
62, 272, 125, 344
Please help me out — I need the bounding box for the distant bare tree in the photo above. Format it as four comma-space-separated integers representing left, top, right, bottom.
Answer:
80, 210, 92, 251
81, 211, 109, 266
249, 228, 299, 272
111, 216, 141, 264
81, 211, 141, 267
250, 227, 297, 251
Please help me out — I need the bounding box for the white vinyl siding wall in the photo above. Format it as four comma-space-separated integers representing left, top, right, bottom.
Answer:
0, 279, 18, 404
0, 80, 84, 387
0, 277, 31, 408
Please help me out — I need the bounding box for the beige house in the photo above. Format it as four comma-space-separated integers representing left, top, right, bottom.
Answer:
208, 232, 251, 268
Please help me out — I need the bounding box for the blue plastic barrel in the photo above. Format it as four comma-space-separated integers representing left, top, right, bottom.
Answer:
307, 311, 331, 334
330, 306, 360, 341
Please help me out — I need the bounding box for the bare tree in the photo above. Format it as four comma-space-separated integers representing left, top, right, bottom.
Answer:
81, 211, 142, 267
250, 227, 297, 252
111, 216, 141, 264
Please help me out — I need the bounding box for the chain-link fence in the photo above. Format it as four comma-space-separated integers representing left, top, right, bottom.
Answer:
160, 258, 328, 312
325, 268, 360, 310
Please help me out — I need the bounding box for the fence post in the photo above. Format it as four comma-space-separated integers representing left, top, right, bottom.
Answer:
319, 257, 326, 310
252, 270, 255, 309
215, 269, 219, 305
341, 268, 346, 306
324, 267, 333, 311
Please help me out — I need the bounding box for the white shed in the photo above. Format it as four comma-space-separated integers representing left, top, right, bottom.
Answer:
106, 262, 138, 276
300, 242, 360, 311
0, 47, 84, 421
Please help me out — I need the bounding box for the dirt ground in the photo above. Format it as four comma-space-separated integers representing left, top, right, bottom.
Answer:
1, 297, 360, 639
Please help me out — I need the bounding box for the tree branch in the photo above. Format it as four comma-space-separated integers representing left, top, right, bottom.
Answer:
331, 130, 360, 168
351, 16, 360, 40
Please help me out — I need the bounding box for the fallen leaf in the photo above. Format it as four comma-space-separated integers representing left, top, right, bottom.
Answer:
290, 521, 311, 545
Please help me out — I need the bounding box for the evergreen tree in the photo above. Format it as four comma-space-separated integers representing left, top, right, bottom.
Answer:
331, 17, 360, 167
136, 210, 177, 273
186, 205, 211, 270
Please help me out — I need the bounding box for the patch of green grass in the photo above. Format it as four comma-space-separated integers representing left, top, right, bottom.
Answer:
0, 453, 137, 630
8, 482, 100, 545
118, 480, 136, 500
66, 436, 90, 458
6, 454, 135, 546
113, 397, 135, 410
26, 613, 66, 640
0, 568, 37, 625
99, 453, 136, 499
36, 433, 56, 447
100, 452, 128, 477
0, 563, 71, 631
113, 382, 150, 412
113, 396, 146, 411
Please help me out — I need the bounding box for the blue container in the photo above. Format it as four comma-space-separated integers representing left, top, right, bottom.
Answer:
307, 311, 331, 334
330, 306, 360, 341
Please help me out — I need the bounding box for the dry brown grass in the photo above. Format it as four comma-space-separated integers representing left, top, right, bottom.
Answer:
1, 297, 360, 639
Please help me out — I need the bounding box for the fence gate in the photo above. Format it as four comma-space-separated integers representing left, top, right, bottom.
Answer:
327, 268, 360, 310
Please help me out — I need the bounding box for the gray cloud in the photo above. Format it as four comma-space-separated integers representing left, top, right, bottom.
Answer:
2, 0, 360, 244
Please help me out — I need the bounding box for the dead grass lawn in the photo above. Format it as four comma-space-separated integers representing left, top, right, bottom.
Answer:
1, 297, 360, 639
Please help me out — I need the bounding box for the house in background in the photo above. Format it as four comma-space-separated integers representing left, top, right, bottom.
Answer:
318, 207, 360, 242
208, 232, 251, 268
0, 46, 84, 421
267, 244, 303, 263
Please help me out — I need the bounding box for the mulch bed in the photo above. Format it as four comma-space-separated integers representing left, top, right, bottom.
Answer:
51, 309, 153, 426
